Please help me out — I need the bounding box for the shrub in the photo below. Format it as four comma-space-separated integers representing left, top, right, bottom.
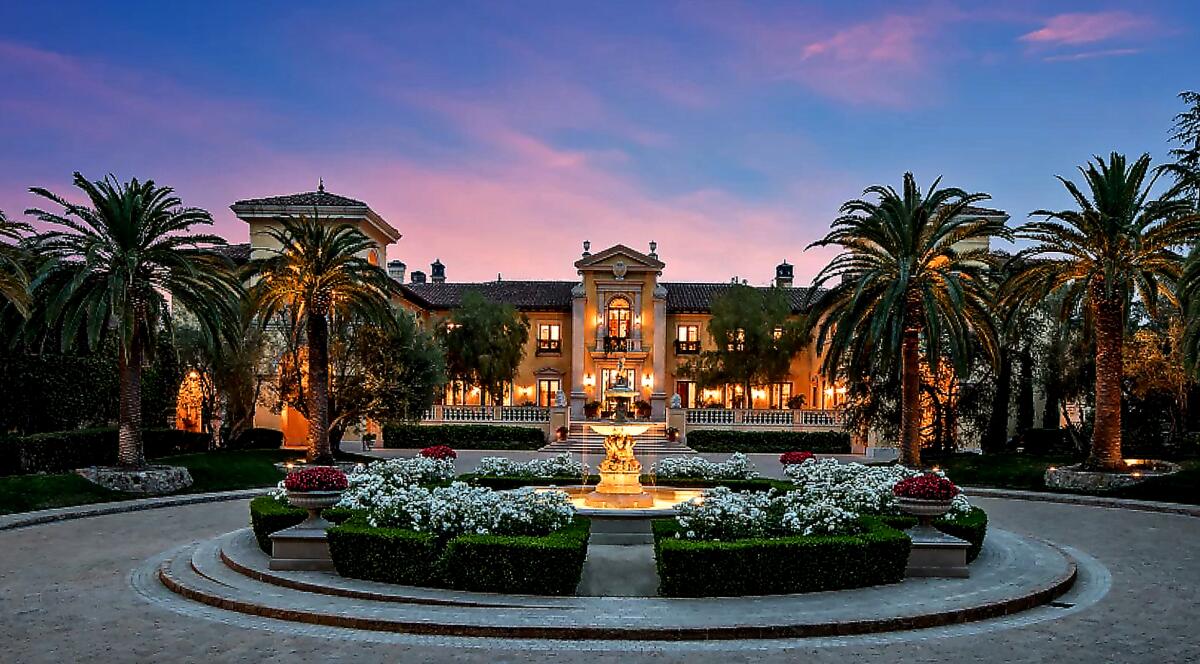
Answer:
652, 453, 760, 480
457, 474, 787, 493
3, 427, 211, 475
686, 430, 851, 453
284, 466, 348, 492
336, 457, 458, 512
419, 445, 457, 460
226, 427, 283, 450
880, 506, 988, 562
382, 423, 544, 450
473, 453, 587, 478
248, 495, 353, 553
356, 482, 576, 538
673, 486, 860, 540
328, 515, 590, 595
785, 459, 973, 518
1019, 428, 1072, 455
779, 451, 815, 466
893, 473, 960, 501
653, 516, 910, 596
584, 401, 601, 418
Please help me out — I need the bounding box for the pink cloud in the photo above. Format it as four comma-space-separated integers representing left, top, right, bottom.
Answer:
1019, 11, 1155, 46
1042, 48, 1141, 62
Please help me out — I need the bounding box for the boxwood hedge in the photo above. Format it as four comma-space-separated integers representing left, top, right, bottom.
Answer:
382, 423, 545, 450
685, 429, 851, 454
247, 495, 354, 553
653, 516, 910, 597
2, 427, 212, 476
879, 505, 988, 562
327, 516, 591, 595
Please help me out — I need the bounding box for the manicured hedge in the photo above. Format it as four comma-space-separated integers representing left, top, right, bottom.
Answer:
653, 516, 910, 597
458, 473, 790, 493
685, 429, 851, 454
248, 495, 354, 553
383, 423, 545, 450
880, 506, 988, 562
1, 427, 213, 476
226, 427, 284, 450
328, 516, 591, 595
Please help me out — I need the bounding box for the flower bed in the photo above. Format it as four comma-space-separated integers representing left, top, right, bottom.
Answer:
784, 459, 973, 518
472, 453, 588, 479
686, 430, 851, 454
457, 473, 787, 493
283, 466, 348, 492
418, 445, 457, 460
673, 486, 860, 540
651, 452, 759, 481
248, 495, 354, 553
335, 457, 457, 512
893, 473, 959, 501
652, 516, 910, 596
328, 514, 590, 595
779, 450, 815, 466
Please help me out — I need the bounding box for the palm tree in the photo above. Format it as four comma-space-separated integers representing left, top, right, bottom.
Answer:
245, 215, 398, 464
0, 210, 33, 318
807, 173, 1009, 467
26, 173, 241, 467
1003, 153, 1200, 471
1177, 248, 1200, 379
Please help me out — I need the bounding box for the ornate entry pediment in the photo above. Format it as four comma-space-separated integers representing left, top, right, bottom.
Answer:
574, 244, 665, 273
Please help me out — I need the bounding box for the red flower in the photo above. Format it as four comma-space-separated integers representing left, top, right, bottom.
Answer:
779, 451, 815, 466
284, 466, 348, 492
419, 445, 457, 460
893, 473, 960, 501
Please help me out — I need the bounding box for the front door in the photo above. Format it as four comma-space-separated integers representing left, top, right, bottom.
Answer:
600, 367, 637, 415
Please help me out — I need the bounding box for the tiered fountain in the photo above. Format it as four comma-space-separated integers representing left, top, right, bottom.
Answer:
582, 369, 654, 508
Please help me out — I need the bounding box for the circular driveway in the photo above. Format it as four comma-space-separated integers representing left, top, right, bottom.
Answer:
2, 496, 1197, 663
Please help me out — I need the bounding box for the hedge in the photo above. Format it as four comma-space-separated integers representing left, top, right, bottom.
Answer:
653, 516, 910, 597
226, 427, 284, 450
458, 474, 791, 493
879, 505, 988, 562
248, 495, 355, 553
1, 427, 212, 476
383, 423, 545, 450
328, 516, 591, 595
685, 429, 852, 454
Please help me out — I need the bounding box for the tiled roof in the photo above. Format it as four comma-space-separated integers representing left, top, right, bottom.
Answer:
232, 190, 367, 208
398, 280, 820, 314
400, 281, 576, 312
663, 283, 820, 314
214, 242, 252, 266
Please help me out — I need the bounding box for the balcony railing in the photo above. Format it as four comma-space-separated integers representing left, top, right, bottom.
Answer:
674, 339, 700, 355
500, 406, 550, 422
536, 338, 562, 355
603, 336, 629, 353
422, 404, 550, 423
683, 408, 844, 430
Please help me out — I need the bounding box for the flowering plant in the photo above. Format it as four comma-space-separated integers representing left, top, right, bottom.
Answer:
892, 473, 960, 501
419, 445, 457, 460
785, 459, 971, 518
474, 453, 588, 478
334, 457, 457, 511
673, 487, 860, 540
653, 452, 759, 480
779, 451, 815, 466
362, 481, 575, 537
283, 466, 348, 492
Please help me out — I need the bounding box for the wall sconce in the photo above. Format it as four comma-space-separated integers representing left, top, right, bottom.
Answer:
583, 373, 596, 387
634, 315, 642, 325
595, 314, 604, 326
642, 373, 653, 389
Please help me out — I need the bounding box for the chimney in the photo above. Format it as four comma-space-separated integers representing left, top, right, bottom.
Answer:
430, 259, 446, 283
410, 270, 427, 284
775, 260, 794, 288
387, 259, 407, 283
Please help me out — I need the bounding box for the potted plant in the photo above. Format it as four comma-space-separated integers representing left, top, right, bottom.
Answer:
284, 466, 349, 530
584, 400, 602, 419
419, 445, 457, 460
361, 432, 377, 451
665, 426, 680, 442
786, 394, 807, 410
892, 473, 960, 535
634, 399, 652, 419
556, 425, 569, 441
779, 450, 815, 466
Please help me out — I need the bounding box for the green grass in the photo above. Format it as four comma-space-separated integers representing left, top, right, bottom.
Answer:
0, 448, 297, 516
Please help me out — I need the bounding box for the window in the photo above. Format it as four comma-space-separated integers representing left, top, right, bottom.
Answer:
675, 324, 700, 354
726, 328, 746, 352
769, 382, 793, 409
537, 378, 561, 407
607, 297, 631, 339
537, 323, 561, 354
772, 326, 783, 340
675, 380, 696, 408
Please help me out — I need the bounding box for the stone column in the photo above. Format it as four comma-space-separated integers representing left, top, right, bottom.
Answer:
650, 284, 668, 420
570, 282, 587, 419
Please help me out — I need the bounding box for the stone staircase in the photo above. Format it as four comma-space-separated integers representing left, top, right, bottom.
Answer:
540, 421, 696, 456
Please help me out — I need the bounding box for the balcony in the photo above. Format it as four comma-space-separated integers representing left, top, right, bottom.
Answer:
536, 338, 562, 355
674, 339, 700, 355
603, 336, 629, 353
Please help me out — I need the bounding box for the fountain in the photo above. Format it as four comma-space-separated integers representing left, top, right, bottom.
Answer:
583, 361, 654, 508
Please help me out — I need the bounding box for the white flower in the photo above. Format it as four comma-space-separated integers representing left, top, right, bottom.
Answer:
652, 453, 760, 481
474, 453, 588, 478
782, 460, 972, 518
336, 457, 457, 511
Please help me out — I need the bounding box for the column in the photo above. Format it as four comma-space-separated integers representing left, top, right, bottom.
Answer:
570, 282, 587, 420
650, 284, 668, 420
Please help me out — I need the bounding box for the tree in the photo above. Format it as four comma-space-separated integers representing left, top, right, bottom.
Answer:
245, 215, 398, 464
24, 173, 239, 467
1168, 90, 1200, 208
1003, 153, 1200, 471
338, 309, 446, 428
0, 210, 32, 318
807, 173, 1008, 467
437, 291, 529, 405
681, 284, 803, 408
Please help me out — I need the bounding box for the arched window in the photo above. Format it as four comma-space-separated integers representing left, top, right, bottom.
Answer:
607, 297, 631, 338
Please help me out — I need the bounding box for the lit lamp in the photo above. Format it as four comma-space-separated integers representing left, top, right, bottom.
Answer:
583, 373, 596, 387
642, 373, 654, 389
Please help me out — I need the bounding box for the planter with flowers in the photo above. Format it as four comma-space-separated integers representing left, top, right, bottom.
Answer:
893, 473, 962, 540
285, 466, 349, 531
419, 445, 458, 461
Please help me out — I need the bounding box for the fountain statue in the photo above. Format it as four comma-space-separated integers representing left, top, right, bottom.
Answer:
584, 359, 654, 508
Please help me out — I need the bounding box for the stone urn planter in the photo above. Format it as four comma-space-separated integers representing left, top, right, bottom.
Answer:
286, 490, 343, 530
896, 496, 954, 538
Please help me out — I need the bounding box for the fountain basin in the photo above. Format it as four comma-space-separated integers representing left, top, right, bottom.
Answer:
534, 485, 704, 544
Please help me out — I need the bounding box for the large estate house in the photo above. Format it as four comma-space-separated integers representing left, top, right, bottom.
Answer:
218, 186, 1009, 453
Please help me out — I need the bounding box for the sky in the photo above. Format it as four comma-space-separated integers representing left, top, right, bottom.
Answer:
0, 1, 1197, 284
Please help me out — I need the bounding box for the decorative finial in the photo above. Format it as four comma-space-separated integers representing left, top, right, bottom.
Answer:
318, 177, 325, 193
582, 240, 591, 257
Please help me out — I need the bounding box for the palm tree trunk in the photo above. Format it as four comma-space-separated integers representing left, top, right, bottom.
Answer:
982, 349, 1012, 453
1089, 287, 1126, 471
306, 312, 334, 465
899, 327, 922, 467
117, 335, 145, 467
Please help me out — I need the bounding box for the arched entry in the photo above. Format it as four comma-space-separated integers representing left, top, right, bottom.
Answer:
175, 369, 207, 433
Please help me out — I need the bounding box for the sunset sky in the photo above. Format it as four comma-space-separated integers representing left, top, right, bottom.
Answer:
1, 1, 1197, 284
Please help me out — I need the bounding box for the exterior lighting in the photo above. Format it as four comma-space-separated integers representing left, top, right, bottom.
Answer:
642, 374, 653, 388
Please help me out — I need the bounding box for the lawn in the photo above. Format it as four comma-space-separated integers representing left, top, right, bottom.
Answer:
0, 448, 297, 516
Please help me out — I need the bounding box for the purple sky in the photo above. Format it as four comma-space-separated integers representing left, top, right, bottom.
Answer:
1, 1, 1196, 284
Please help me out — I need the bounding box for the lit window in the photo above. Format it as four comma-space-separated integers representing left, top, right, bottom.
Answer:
537, 323, 562, 354
675, 324, 700, 354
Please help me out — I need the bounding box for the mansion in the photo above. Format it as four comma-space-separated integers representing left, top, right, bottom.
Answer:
223, 186, 1009, 450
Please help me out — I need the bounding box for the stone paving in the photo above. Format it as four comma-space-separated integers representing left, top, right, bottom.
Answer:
1, 497, 1198, 662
